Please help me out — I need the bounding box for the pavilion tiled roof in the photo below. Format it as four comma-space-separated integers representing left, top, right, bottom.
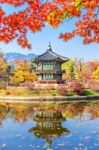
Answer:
34, 43, 69, 63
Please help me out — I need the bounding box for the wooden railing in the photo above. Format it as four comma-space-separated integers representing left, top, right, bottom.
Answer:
37, 80, 65, 84
34, 70, 66, 74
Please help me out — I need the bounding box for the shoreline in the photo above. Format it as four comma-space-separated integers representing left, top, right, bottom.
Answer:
0, 95, 99, 103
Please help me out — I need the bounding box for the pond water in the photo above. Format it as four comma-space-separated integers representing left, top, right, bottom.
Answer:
0, 101, 99, 150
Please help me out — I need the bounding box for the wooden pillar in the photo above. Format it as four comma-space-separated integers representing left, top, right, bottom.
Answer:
42, 62, 43, 80
42, 62, 43, 70
53, 62, 55, 80
41, 74, 43, 80
60, 74, 62, 80
53, 74, 55, 80
53, 62, 56, 70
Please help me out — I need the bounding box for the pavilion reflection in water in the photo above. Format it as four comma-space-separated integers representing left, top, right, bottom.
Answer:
29, 111, 70, 149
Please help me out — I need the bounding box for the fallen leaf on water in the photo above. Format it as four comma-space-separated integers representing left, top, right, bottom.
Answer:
84, 136, 91, 140
58, 143, 65, 147
18, 145, 22, 148
16, 134, 22, 137
0, 144, 7, 148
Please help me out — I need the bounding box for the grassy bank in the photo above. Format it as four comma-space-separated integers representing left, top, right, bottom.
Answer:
0, 86, 99, 97
0, 87, 58, 97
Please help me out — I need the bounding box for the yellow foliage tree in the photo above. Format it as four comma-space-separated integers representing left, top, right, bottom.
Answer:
62, 59, 93, 83
10, 60, 37, 85
0, 52, 8, 77
92, 67, 99, 81
62, 59, 75, 81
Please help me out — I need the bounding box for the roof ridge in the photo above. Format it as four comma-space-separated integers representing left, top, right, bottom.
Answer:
37, 51, 48, 57
51, 51, 68, 59
34, 48, 69, 62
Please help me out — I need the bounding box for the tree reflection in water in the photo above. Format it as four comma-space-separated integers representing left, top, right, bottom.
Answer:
0, 101, 99, 123
0, 101, 99, 149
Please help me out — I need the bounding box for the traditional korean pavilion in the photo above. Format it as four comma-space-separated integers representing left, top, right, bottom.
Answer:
33, 43, 69, 84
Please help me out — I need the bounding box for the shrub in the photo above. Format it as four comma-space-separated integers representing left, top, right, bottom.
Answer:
23, 81, 35, 91
48, 85, 56, 90
66, 92, 75, 96
82, 89, 94, 96
70, 80, 85, 95
44, 86, 51, 93
57, 86, 68, 96
51, 92, 56, 96
0, 81, 7, 89
86, 80, 99, 91
34, 88, 41, 95
44, 85, 56, 93
5, 90, 11, 95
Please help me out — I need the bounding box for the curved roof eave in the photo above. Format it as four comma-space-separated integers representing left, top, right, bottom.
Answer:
34, 51, 69, 62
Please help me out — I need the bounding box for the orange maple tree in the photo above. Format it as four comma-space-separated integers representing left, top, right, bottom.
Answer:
0, 0, 99, 48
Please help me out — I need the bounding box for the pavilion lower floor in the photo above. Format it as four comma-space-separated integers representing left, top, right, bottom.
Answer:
36, 74, 65, 84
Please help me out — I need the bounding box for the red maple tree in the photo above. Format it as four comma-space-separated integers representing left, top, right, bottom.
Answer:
0, 0, 99, 48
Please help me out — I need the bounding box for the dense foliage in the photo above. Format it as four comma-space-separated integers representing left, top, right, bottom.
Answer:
0, 0, 98, 48
0, 53, 98, 96
10, 60, 37, 85
0, 52, 10, 89
62, 59, 99, 89
70, 80, 84, 95
0, 52, 9, 77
